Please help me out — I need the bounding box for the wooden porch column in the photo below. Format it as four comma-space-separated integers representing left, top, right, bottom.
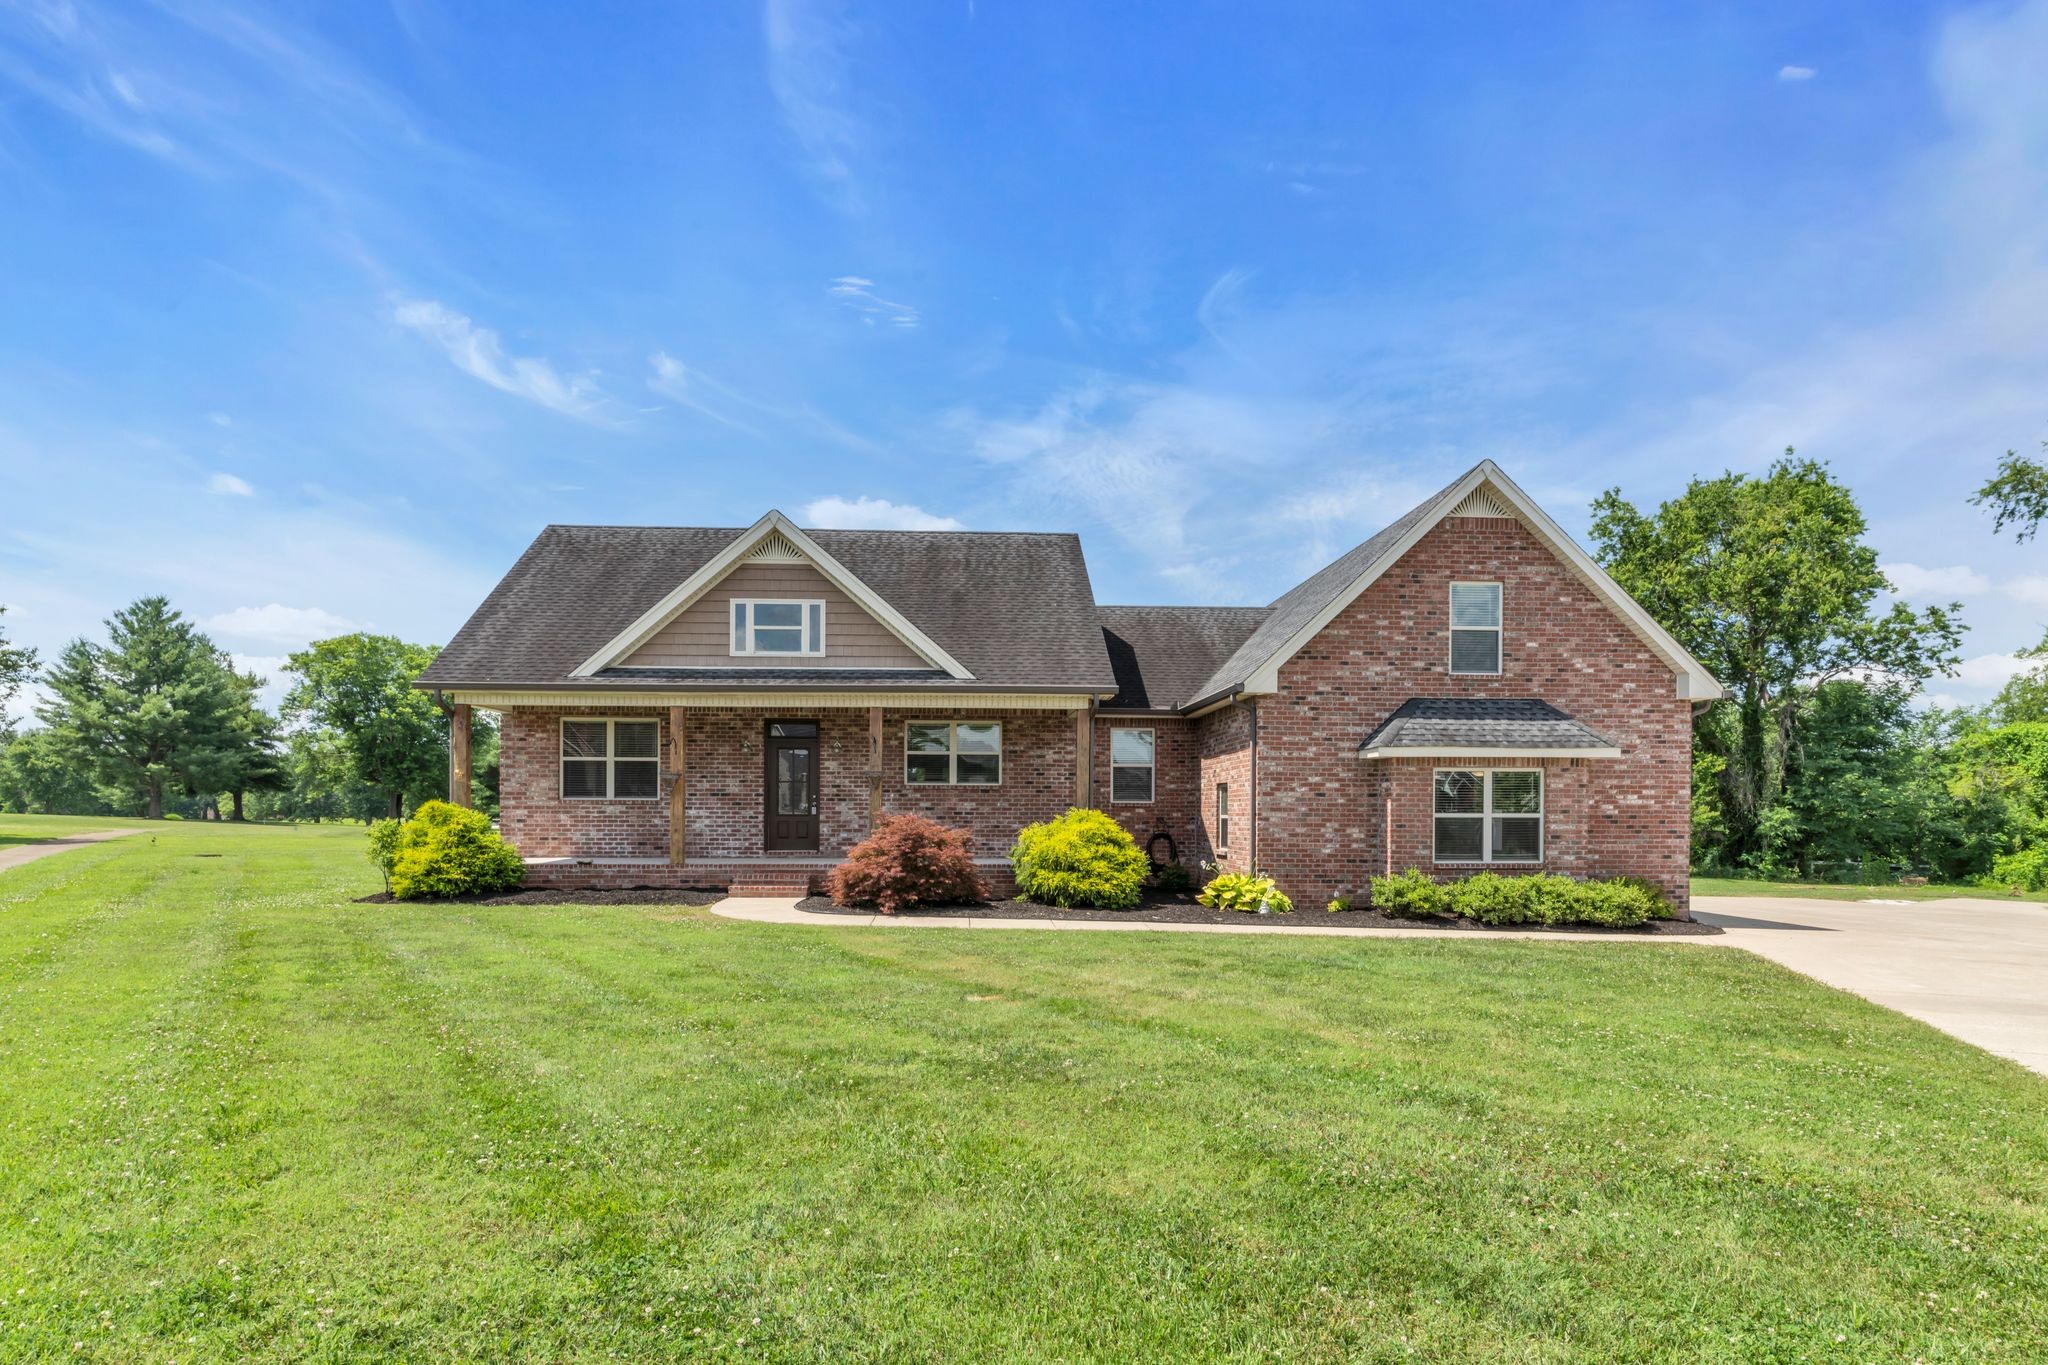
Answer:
668, 706, 687, 864
867, 705, 885, 832
1073, 705, 1092, 808
448, 703, 472, 808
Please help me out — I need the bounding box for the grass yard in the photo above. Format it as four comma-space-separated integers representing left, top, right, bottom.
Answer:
1693, 874, 2048, 904
2, 816, 2044, 1362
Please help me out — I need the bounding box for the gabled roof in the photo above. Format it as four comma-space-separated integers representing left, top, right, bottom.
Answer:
1357, 697, 1622, 759
417, 521, 1117, 693
1185, 461, 1723, 707
1098, 606, 1270, 711
575, 511, 969, 678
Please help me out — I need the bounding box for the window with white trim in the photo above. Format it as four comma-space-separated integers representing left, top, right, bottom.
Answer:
1449, 582, 1501, 674
1215, 782, 1230, 853
1433, 769, 1541, 862
730, 599, 825, 656
561, 718, 661, 800
1109, 728, 1155, 803
905, 721, 1001, 785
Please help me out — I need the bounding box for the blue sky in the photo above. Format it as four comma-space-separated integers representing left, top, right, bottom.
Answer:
2, 0, 2045, 715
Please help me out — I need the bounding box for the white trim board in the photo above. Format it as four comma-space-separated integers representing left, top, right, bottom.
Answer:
441, 689, 1091, 710
570, 511, 973, 680
1360, 746, 1624, 761
1238, 461, 1724, 703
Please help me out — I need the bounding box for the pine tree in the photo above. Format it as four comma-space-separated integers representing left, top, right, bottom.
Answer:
38, 597, 245, 819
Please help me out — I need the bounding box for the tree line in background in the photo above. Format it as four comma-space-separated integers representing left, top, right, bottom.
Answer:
1, 445, 2043, 885
0, 600, 495, 824
1592, 444, 2047, 888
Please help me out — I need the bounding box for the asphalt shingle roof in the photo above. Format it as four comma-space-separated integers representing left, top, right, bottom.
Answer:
417, 525, 1117, 692
1097, 606, 1270, 711
1357, 698, 1619, 753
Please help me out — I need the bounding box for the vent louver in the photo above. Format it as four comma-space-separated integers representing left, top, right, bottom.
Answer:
1449, 486, 1514, 518
743, 530, 806, 563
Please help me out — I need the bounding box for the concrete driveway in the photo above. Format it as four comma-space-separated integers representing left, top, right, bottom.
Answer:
1694, 895, 2048, 1076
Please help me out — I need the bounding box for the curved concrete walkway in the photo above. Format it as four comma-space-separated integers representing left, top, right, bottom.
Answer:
709, 896, 1713, 944
0, 829, 136, 873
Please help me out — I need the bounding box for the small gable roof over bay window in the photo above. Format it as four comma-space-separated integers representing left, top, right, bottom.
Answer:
418, 512, 1117, 694
1357, 698, 1622, 759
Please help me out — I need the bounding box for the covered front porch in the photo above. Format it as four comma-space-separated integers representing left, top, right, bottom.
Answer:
442, 691, 1096, 894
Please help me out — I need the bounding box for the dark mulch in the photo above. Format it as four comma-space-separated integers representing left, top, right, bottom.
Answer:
794, 893, 1723, 935
354, 887, 725, 907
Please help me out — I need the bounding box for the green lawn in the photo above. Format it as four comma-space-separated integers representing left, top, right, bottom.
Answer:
1693, 874, 2048, 904
2, 816, 2044, 1362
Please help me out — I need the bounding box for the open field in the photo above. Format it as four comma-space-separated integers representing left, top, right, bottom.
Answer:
2, 814, 2044, 1361
1693, 874, 2048, 904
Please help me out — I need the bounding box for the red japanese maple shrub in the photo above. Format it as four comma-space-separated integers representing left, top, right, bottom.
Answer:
827, 813, 988, 914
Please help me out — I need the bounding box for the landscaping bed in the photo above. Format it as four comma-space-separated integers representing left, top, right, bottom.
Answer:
795, 893, 1723, 934
356, 886, 724, 907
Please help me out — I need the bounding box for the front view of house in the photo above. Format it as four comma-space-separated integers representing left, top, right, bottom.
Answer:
416, 462, 1721, 912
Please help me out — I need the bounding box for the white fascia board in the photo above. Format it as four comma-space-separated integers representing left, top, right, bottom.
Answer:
1241, 461, 1724, 702
1359, 745, 1625, 760
570, 511, 973, 679
445, 689, 1088, 710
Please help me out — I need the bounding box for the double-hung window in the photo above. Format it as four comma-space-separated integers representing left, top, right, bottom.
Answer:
905, 721, 1001, 785
561, 718, 661, 800
731, 599, 825, 656
1109, 728, 1155, 803
1449, 582, 1502, 674
1433, 769, 1541, 863
1215, 783, 1230, 853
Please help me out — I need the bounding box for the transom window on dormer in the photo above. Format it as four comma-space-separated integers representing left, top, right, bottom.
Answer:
731, 599, 825, 656
1449, 582, 1502, 674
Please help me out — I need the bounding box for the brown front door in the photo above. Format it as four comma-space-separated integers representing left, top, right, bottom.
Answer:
763, 720, 820, 851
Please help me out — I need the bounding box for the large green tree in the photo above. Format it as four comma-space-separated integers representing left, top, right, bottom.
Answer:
0, 728, 119, 815
1591, 455, 1964, 865
37, 597, 249, 819
1972, 442, 2048, 542
196, 664, 289, 821
282, 634, 445, 819
0, 606, 35, 741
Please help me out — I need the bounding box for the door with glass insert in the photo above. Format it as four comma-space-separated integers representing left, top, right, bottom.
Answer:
763, 720, 820, 851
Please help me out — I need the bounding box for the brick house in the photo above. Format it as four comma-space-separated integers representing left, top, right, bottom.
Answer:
416, 461, 1721, 910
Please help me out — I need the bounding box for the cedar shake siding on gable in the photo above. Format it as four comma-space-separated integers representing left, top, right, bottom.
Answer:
1254, 514, 1694, 911
619, 562, 928, 670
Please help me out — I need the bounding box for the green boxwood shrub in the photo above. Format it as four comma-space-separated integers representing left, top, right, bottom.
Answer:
374, 800, 526, 901
1371, 868, 1665, 926
1151, 861, 1194, 894
1197, 872, 1293, 913
1010, 808, 1150, 909
1367, 868, 1450, 919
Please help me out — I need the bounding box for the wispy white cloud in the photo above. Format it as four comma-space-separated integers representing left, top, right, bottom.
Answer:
800, 495, 964, 530
2002, 574, 2048, 609
827, 276, 919, 328
646, 351, 881, 452
207, 471, 254, 496
393, 298, 613, 425
207, 411, 233, 427
1778, 64, 1817, 81
764, 0, 865, 210
203, 603, 364, 645
1883, 561, 1989, 597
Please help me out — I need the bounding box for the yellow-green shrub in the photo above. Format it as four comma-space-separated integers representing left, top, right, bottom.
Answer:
376, 800, 525, 900
1198, 872, 1293, 913
1010, 808, 1149, 908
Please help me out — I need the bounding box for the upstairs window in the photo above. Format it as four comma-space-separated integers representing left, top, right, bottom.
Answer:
731, 599, 825, 656
1433, 769, 1541, 863
1449, 582, 1502, 674
905, 721, 1002, 785
1110, 728, 1155, 803
561, 718, 661, 800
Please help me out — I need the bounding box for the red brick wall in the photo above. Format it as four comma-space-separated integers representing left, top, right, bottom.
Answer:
1093, 716, 1198, 868
1255, 515, 1694, 913
1194, 703, 1254, 875
498, 704, 1083, 863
